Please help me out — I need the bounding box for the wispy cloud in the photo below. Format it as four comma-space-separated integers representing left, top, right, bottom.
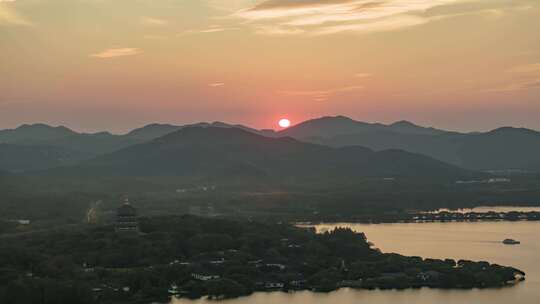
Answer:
280, 84, 363, 101
90, 48, 142, 59
200, 28, 227, 33
487, 79, 540, 93
209, 82, 225, 87
179, 25, 239, 36
206, 0, 256, 12
355, 73, 372, 78
0, 1, 31, 26
234, 0, 489, 35
141, 17, 168, 26
509, 63, 540, 74
255, 25, 305, 35
487, 62, 540, 92
313, 15, 429, 35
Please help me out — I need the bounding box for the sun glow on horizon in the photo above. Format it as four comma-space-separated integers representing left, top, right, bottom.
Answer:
0, 0, 539, 132
278, 118, 291, 128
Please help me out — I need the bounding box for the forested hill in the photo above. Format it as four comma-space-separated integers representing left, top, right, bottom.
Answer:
0, 215, 525, 303
47, 126, 483, 182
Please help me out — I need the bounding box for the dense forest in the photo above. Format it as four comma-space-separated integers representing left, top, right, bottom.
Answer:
2, 170, 540, 226
0, 216, 525, 303
2, 123, 540, 233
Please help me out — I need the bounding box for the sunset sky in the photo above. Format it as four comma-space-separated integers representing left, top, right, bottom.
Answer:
1, 0, 539, 133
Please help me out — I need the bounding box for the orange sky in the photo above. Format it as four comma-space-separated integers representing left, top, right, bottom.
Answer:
1, 0, 539, 133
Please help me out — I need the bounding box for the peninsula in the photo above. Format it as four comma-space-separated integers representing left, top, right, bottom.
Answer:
0, 215, 525, 303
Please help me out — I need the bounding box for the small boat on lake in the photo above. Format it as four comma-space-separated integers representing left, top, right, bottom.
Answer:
168, 283, 179, 295
503, 239, 521, 245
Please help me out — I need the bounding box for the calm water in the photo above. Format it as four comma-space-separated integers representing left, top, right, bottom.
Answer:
171, 221, 540, 304
429, 206, 540, 213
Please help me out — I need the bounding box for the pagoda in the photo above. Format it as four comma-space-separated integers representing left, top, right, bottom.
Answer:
115, 198, 139, 233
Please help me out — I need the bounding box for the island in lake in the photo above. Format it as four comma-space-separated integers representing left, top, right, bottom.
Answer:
0, 214, 525, 304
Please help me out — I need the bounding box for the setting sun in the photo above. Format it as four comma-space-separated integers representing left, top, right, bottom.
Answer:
278, 118, 291, 128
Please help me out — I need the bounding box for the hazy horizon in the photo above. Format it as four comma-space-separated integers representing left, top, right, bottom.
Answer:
2, 0, 540, 133
1, 115, 540, 135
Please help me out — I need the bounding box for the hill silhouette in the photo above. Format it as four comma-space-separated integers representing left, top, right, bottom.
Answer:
279, 116, 540, 172
2, 117, 540, 173
48, 127, 481, 182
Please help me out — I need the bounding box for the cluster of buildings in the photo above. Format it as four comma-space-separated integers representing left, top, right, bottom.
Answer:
455, 178, 511, 184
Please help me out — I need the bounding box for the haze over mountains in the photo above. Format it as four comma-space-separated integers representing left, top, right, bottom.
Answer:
1, 116, 539, 175
281, 116, 540, 172
48, 127, 478, 182
278, 116, 447, 139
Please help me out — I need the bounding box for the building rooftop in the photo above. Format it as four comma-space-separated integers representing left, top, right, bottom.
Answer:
117, 199, 137, 217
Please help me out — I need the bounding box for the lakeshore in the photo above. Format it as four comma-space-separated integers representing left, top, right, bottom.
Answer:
0, 216, 525, 303
171, 220, 540, 304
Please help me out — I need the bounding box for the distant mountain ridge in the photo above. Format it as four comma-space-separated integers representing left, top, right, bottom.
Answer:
0, 124, 78, 143
277, 116, 540, 172
388, 120, 448, 135
0, 121, 276, 171
125, 123, 182, 141
48, 126, 480, 182
1, 117, 540, 173
277, 116, 447, 140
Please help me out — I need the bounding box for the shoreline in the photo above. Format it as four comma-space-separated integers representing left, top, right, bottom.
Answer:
168, 277, 526, 302
294, 211, 540, 226
0, 216, 527, 303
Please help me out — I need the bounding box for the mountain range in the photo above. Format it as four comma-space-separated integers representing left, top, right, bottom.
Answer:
1, 116, 539, 174
278, 116, 446, 139
48, 126, 479, 182
278, 116, 540, 172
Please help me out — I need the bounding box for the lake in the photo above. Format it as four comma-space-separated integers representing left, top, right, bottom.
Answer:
171, 221, 539, 304
427, 206, 540, 213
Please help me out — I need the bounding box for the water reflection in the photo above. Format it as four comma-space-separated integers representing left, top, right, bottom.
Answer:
427, 206, 540, 213
172, 221, 539, 304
